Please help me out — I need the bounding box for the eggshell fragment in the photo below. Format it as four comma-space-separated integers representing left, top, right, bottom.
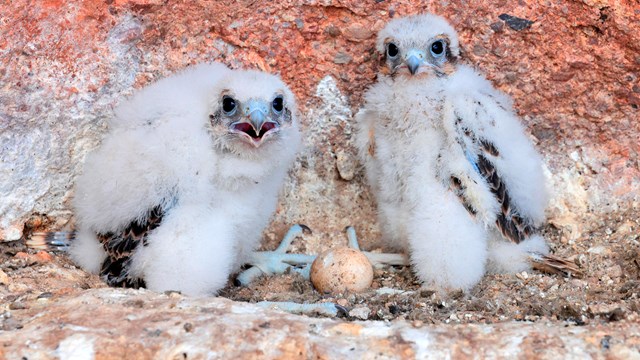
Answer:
310, 247, 374, 294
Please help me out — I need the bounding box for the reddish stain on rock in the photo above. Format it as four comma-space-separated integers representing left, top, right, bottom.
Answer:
0, 0, 638, 239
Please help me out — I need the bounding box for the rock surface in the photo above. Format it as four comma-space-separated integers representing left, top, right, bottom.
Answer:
1, 0, 638, 242
1, 288, 639, 359
1, 1, 639, 357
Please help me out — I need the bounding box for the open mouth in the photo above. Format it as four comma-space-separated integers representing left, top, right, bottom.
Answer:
233, 122, 277, 141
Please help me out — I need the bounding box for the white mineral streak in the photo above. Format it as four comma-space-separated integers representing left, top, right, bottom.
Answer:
2, 288, 638, 360
57, 334, 96, 360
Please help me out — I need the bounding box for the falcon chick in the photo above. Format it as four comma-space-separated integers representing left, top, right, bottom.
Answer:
69, 63, 300, 296
355, 14, 579, 291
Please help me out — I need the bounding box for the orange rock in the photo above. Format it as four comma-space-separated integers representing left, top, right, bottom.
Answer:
0, 269, 9, 285
14, 252, 29, 259
34, 251, 53, 263
328, 322, 363, 337
55, 287, 77, 296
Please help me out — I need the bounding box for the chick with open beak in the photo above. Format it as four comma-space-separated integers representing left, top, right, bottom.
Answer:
225, 96, 284, 148
208, 70, 296, 155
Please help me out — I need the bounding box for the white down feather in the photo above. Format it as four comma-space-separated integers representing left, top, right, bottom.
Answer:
70, 63, 300, 295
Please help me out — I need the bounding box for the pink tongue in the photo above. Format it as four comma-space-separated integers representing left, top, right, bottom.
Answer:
234, 122, 276, 139
261, 122, 276, 132
234, 123, 253, 134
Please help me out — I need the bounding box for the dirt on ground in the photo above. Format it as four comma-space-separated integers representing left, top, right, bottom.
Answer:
1, 209, 638, 329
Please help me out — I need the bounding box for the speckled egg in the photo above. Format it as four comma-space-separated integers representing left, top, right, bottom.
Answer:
310, 247, 374, 294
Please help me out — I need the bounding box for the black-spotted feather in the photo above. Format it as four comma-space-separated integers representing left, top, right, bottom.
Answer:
476, 144, 536, 244
448, 108, 582, 279
97, 205, 165, 288
453, 108, 536, 244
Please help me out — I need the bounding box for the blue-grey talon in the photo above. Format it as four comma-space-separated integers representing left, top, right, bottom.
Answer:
345, 226, 360, 250
344, 227, 409, 267
236, 224, 316, 286
274, 224, 306, 252
236, 224, 409, 287
257, 301, 342, 317
296, 264, 311, 280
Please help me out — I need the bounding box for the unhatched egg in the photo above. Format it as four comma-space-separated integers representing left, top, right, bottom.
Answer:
310, 247, 374, 294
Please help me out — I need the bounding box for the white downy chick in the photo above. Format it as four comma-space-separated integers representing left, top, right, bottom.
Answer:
70, 63, 300, 296
355, 14, 579, 291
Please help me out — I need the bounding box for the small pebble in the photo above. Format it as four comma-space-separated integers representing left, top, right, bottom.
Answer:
183, 322, 193, 332
14, 252, 30, 260
0, 269, 9, 285
348, 306, 371, 320
616, 221, 635, 235
609, 265, 623, 278
335, 150, 356, 181
37, 292, 53, 300
333, 52, 352, 65
9, 302, 27, 310
34, 251, 53, 263
587, 246, 609, 255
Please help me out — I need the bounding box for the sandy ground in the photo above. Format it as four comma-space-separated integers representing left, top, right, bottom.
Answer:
1, 209, 638, 329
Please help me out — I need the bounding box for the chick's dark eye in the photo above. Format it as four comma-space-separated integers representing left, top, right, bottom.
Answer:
430, 40, 444, 56
387, 43, 399, 58
272, 96, 284, 113
222, 96, 236, 114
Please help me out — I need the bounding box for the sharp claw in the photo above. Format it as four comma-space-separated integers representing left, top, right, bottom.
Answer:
298, 224, 312, 235
344, 225, 409, 266
344, 226, 360, 250
335, 304, 349, 317
237, 224, 316, 286
238, 224, 409, 288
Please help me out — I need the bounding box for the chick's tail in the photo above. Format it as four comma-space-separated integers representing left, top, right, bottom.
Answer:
25, 231, 74, 252
528, 252, 583, 278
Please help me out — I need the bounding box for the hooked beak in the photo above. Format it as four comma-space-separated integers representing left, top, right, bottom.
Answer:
404, 49, 426, 75
231, 100, 279, 147
249, 107, 266, 132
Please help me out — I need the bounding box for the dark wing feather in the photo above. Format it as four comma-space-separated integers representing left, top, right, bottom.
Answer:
453, 111, 536, 244
449, 176, 477, 217
97, 205, 165, 288
475, 146, 536, 244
